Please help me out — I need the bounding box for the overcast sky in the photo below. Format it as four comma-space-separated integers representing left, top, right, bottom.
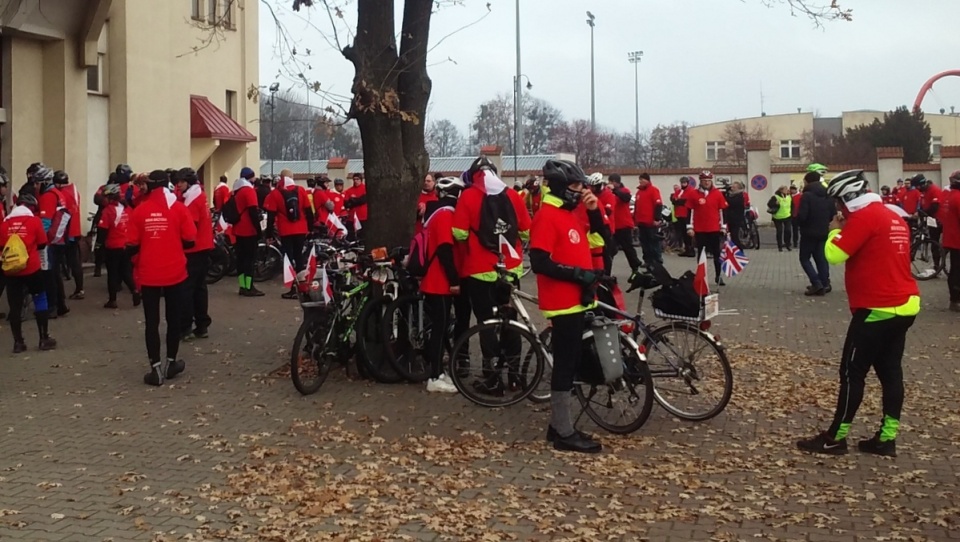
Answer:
259, 0, 960, 138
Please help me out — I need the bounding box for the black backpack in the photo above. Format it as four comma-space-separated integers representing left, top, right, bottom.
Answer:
282, 187, 300, 222
651, 270, 701, 318
220, 194, 241, 225
475, 191, 518, 254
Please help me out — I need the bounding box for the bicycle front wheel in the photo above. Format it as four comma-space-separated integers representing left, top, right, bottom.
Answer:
381, 294, 431, 382
911, 238, 943, 280
253, 245, 282, 282
449, 320, 545, 408
642, 322, 732, 421
356, 296, 403, 383
527, 328, 553, 404
290, 315, 334, 395
575, 331, 654, 434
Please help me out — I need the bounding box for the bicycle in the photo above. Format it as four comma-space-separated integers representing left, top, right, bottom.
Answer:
739, 208, 761, 250
910, 212, 944, 280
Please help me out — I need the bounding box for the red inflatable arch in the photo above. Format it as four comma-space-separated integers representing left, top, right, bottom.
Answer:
914, 70, 960, 110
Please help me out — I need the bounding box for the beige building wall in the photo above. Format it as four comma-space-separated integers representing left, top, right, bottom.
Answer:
688, 113, 814, 168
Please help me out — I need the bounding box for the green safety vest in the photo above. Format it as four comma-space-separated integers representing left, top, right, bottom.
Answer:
774, 194, 792, 220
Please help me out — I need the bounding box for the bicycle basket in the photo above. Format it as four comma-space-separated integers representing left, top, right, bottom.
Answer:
650, 271, 701, 319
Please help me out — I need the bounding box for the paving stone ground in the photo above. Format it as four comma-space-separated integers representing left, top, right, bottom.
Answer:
0, 232, 958, 541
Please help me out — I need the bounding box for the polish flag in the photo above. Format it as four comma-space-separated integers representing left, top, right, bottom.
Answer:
326, 213, 347, 236
282, 254, 296, 288
353, 213, 362, 232
499, 234, 520, 260
693, 249, 710, 297
320, 266, 334, 304
305, 245, 319, 284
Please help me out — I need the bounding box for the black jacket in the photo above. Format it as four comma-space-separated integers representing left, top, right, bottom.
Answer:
796, 182, 835, 240
724, 192, 747, 225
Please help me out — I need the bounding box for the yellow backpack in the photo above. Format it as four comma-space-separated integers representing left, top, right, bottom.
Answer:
1, 233, 29, 274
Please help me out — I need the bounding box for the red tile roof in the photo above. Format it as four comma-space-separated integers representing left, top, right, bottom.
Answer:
190, 95, 256, 142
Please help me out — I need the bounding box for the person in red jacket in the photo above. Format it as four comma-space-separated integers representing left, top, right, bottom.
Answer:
632, 173, 663, 266
900, 182, 922, 216
579, 173, 614, 273
415, 173, 439, 234
175, 168, 215, 338
344, 173, 368, 239
1, 192, 56, 352
34, 166, 70, 318
233, 167, 264, 297
880, 186, 897, 204
790, 185, 802, 248
670, 177, 694, 256
941, 171, 960, 311
127, 170, 198, 386
420, 176, 466, 393
686, 170, 729, 286
608, 173, 643, 274
52, 170, 85, 300
797, 170, 919, 457
530, 159, 604, 454
891, 178, 906, 203
97, 184, 138, 309
915, 174, 943, 272
264, 173, 314, 299
213, 175, 230, 212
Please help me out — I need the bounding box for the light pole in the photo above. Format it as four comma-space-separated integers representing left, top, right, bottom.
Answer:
586, 11, 596, 130
300, 75, 312, 179
628, 50, 643, 146
513, 75, 533, 184
268, 82, 279, 177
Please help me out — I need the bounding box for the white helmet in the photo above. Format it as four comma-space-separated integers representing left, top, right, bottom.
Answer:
587, 172, 605, 187
436, 176, 466, 198
826, 169, 868, 203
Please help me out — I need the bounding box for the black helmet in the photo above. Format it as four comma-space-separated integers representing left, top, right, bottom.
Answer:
53, 170, 69, 185
116, 164, 133, 183
177, 167, 199, 185
107, 172, 119, 185
26, 162, 43, 183
911, 174, 928, 189
18, 192, 39, 209
145, 169, 169, 190
307, 177, 317, 188
467, 156, 498, 181
34, 166, 54, 185
542, 159, 587, 208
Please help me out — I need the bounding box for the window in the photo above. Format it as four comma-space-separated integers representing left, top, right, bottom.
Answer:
191, 0, 202, 20
221, 0, 233, 28
932, 136, 943, 159
779, 139, 801, 160
208, 0, 218, 23
86, 54, 104, 94
706, 141, 725, 162
225, 90, 237, 120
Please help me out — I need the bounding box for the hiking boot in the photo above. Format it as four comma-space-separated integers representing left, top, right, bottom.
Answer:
132, 292, 142, 307
804, 285, 825, 296
552, 431, 602, 454
240, 287, 265, 297
104, 300, 119, 309
823, 284, 833, 294
144, 361, 166, 386
546, 425, 594, 443
165, 359, 186, 380
39, 337, 57, 351
796, 431, 848, 455
12, 341, 26, 354
69, 291, 85, 300
472, 375, 505, 397
857, 432, 897, 457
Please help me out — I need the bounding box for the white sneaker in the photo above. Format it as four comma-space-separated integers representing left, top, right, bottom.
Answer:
426, 376, 458, 393
438, 373, 458, 393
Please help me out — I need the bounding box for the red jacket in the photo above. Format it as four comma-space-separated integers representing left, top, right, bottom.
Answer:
531, 200, 594, 314
940, 188, 960, 249
127, 189, 197, 287
264, 185, 312, 237
59, 183, 82, 239
97, 202, 131, 250
632, 184, 663, 227
597, 188, 617, 222
345, 184, 368, 222
416, 190, 439, 234
452, 183, 531, 279
182, 186, 215, 253
921, 184, 942, 220
610, 185, 634, 231
672, 186, 695, 219
0, 209, 46, 276
420, 206, 457, 295
213, 183, 230, 212
232, 185, 260, 237
687, 188, 728, 233
901, 189, 922, 215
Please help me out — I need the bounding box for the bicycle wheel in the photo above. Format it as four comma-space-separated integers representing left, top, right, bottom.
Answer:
527, 327, 553, 403
448, 320, 545, 408
575, 331, 655, 434
642, 322, 732, 421
206, 243, 230, 284
748, 224, 760, 250
356, 296, 404, 383
253, 245, 282, 282
290, 314, 334, 395
911, 239, 943, 280
381, 294, 431, 382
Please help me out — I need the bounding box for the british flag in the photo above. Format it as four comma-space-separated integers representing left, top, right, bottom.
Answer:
721, 240, 749, 277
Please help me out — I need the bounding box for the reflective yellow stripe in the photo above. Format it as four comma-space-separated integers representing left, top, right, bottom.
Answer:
519, 229, 530, 242
470, 264, 524, 282
867, 295, 921, 321
543, 301, 597, 319
587, 231, 604, 249
452, 227, 469, 241
824, 229, 849, 265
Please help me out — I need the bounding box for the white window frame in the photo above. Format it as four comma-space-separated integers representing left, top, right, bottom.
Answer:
932, 136, 943, 159
706, 141, 725, 162
779, 139, 801, 160
192, 0, 203, 20
86, 54, 104, 94
225, 89, 237, 120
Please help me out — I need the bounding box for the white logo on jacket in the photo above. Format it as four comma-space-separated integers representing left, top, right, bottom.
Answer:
568, 229, 581, 244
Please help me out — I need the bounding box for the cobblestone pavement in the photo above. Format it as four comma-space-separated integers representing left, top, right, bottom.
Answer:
0, 236, 958, 541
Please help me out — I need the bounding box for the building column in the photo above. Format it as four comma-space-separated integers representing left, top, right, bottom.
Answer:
328, 157, 348, 182
41, 38, 89, 198
875, 147, 904, 192
745, 140, 772, 224
939, 146, 960, 185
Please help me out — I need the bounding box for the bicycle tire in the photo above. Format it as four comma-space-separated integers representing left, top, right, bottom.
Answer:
749, 224, 760, 250
527, 328, 553, 404
911, 238, 944, 281
642, 322, 732, 421
206, 243, 230, 284
448, 320, 545, 408
575, 331, 655, 434
356, 296, 404, 383
290, 315, 334, 395
381, 294, 431, 382
253, 244, 282, 283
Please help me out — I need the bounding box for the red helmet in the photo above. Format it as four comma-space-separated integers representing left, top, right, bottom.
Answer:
699, 170, 714, 182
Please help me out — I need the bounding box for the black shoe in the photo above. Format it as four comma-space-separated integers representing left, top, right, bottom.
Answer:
546, 425, 594, 443
181, 332, 195, 342
12, 341, 26, 354
144, 361, 166, 386
804, 285, 825, 296
193, 328, 209, 339
69, 291, 85, 300
553, 431, 602, 454
857, 433, 896, 457
93, 270, 102, 278
823, 284, 832, 294
716, 276, 725, 286
132, 292, 142, 307
679, 250, 695, 258
165, 359, 186, 380
240, 287, 266, 297
104, 300, 118, 309
281, 290, 299, 300
39, 337, 57, 351
778, 247, 783, 252
57, 307, 70, 317
472, 375, 505, 397
786, 246, 793, 251
796, 431, 848, 455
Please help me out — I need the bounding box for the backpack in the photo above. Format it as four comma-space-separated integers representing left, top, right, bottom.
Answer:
406, 206, 453, 278
1, 232, 29, 274
651, 270, 701, 318
282, 188, 301, 222
475, 191, 519, 254
220, 194, 241, 225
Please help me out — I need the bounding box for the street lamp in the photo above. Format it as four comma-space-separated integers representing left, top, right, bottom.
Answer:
268, 82, 280, 177
586, 11, 596, 130
513, 75, 533, 184
628, 50, 643, 146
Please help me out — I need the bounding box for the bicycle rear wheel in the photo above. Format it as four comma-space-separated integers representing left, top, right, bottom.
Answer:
449, 320, 545, 408
206, 243, 230, 284
381, 294, 431, 382
575, 331, 654, 434
253, 245, 281, 282
356, 296, 403, 383
290, 315, 334, 395
642, 322, 732, 421
911, 238, 943, 280
527, 328, 553, 403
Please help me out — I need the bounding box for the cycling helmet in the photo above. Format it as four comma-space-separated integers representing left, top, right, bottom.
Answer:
436, 176, 466, 198
145, 169, 169, 189
699, 170, 714, 182
542, 159, 587, 208
53, 170, 69, 185
587, 172, 605, 187
807, 163, 828, 175
177, 167, 199, 185
950, 170, 960, 184
18, 192, 39, 209
826, 169, 868, 203
34, 166, 54, 185
468, 156, 498, 179
116, 164, 133, 183
307, 177, 317, 188
102, 183, 122, 198
334, 178, 345, 185
107, 172, 119, 185
910, 173, 930, 189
